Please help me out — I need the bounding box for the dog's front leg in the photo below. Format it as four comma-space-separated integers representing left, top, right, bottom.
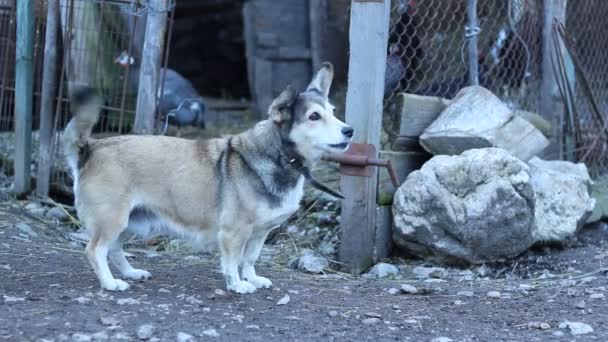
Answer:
241, 229, 272, 289
219, 227, 257, 294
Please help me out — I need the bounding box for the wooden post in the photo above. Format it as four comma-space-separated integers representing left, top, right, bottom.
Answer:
466, 0, 479, 85
133, 0, 168, 135
309, 0, 326, 73
14, 0, 34, 196
36, 0, 59, 198
339, 0, 390, 274
540, 0, 567, 159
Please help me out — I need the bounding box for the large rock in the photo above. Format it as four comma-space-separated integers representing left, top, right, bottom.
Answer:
528, 157, 595, 242
392, 148, 536, 264
419, 86, 549, 161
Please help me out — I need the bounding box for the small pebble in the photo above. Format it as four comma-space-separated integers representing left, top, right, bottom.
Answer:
277, 294, 290, 305
116, 298, 140, 305
136, 324, 155, 340
176, 332, 195, 342
487, 291, 501, 299
400, 284, 418, 295
590, 293, 605, 299
201, 329, 219, 338
362, 318, 380, 325
328, 310, 339, 317
457, 291, 474, 297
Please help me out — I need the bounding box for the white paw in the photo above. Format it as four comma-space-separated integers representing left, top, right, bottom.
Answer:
227, 280, 257, 294
123, 269, 152, 280
245, 275, 273, 289
101, 278, 130, 291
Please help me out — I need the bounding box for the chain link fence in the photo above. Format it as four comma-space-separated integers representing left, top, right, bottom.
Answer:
385, 0, 541, 107
384, 0, 608, 177
565, 0, 608, 177
0, 0, 174, 195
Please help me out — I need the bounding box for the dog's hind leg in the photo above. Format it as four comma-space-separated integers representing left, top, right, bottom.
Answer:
219, 226, 257, 294
240, 229, 272, 289
109, 241, 152, 281
86, 228, 130, 291
84, 208, 131, 291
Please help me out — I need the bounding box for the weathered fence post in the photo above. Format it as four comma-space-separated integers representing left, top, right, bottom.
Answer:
540, 0, 567, 158
133, 0, 168, 135
309, 0, 326, 73
14, 0, 35, 196
36, 0, 59, 198
339, 0, 390, 274
466, 0, 479, 85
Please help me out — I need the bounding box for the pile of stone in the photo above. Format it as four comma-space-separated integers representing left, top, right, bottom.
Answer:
390, 86, 596, 264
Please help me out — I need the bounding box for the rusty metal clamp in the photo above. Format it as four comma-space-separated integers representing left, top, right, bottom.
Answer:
323, 143, 400, 188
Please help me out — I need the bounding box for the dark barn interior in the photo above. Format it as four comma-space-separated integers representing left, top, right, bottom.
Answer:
168, 0, 250, 99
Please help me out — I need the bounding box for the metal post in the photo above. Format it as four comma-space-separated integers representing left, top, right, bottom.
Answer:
14, 0, 35, 195
339, 0, 391, 274
36, 0, 60, 198
540, 0, 567, 159
133, 0, 168, 135
466, 0, 479, 85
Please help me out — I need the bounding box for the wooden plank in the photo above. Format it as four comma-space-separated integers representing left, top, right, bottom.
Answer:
242, 1, 256, 111
377, 150, 429, 205
14, 0, 34, 196
374, 205, 393, 261
257, 47, 312, 60
540, 0, 567, 159
309, 0, 326, 72
339, 0, 390, 274
397, 93, 451, 137
133, 0, 168, 134
36, 0, 59, 198
253, 57, 273, 118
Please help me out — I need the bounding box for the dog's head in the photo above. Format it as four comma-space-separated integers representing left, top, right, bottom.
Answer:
268, 62, 353, 163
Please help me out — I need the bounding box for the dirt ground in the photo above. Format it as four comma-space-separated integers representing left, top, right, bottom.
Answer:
1, 199, 607, 342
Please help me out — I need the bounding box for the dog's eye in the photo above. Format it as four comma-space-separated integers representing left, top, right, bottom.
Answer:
309, 112, 321, 121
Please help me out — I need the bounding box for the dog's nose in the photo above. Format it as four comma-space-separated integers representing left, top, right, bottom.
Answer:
342, 126, 354, 138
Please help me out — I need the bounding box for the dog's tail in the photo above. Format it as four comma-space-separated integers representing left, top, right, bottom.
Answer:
62, 87, 103, 172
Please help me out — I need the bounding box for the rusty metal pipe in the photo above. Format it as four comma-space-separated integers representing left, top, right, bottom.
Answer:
323, 153, 401, 188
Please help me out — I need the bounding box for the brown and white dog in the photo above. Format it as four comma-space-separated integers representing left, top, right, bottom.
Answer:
62, 63, 353, 294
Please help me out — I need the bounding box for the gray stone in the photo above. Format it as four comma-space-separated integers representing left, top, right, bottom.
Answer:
176, 332, 195, 342
201, 329, 219, 338
560, 321, 593, 335
136, 324, 155, 340
419, 86, 549, 162
71, 334, 92, 342
431, 338, 454, 342
362, 318, 380, 324
412, 266, 447, 279
288, 249, 328, 274
399, 284, 418, 294
587, 176, 608, 223
487, 291, 501, 298
392, 148, 536, 264
46, 207, 68, 221
362, 263, 399, 279
16, 222, 38, 237
528, 158, 595, 242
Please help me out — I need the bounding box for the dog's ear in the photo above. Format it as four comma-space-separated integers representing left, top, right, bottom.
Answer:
306, 62, 334, 98
268, 85, 297, 123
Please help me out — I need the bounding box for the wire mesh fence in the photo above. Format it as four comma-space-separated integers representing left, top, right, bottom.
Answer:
384, 0, 608, 177
0, 0, 174, 195
565, 0, 608, 177
385, 0, 542, 108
